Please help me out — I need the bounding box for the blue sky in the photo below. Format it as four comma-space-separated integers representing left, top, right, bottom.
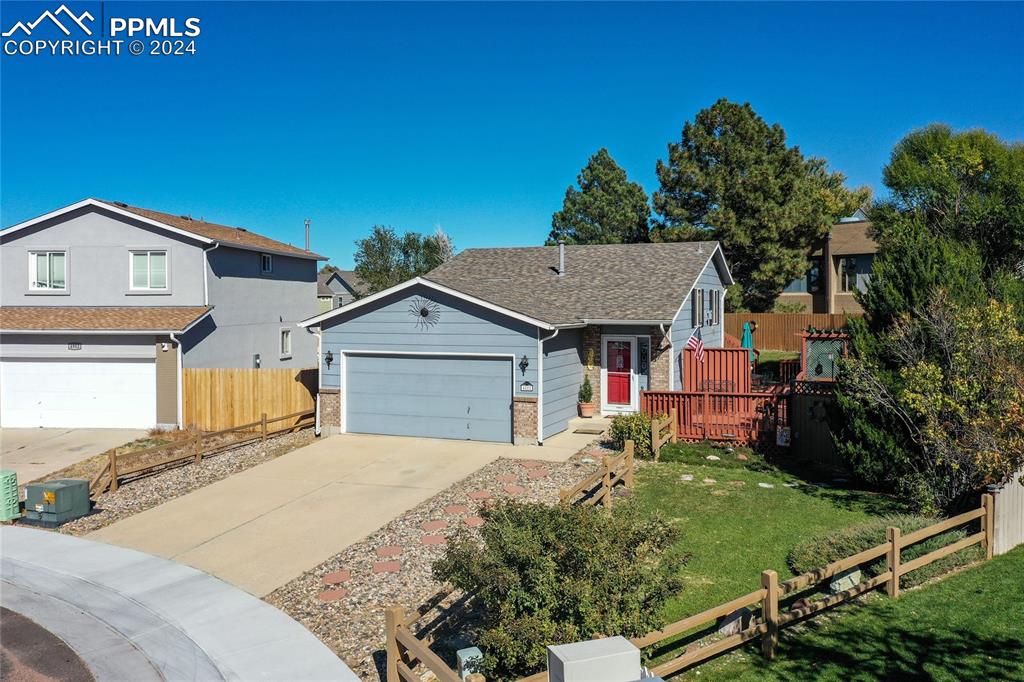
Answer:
2, 2, 1022, 267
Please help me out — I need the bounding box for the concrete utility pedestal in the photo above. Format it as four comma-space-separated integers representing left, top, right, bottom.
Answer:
547, 636, 657, 682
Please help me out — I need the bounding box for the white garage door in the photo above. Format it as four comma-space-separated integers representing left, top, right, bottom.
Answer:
0, 359, 156, 428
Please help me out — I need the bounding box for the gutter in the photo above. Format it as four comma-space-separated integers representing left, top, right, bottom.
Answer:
582, 319, 673, 326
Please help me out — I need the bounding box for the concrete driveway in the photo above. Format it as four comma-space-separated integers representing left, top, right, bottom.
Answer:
0, 428, 146, 486
88, 425, 601, 596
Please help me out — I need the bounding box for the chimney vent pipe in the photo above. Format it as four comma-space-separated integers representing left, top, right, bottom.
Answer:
558, 241, 566, 276
304, 219, 311, 251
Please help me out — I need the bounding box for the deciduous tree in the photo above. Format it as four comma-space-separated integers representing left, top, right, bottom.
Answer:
353, 225, 454, 294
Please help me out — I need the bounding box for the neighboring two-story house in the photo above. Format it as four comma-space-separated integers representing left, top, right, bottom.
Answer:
300, 241, 732, 444
776, 210, 878, 314
317, 268, 368, 312
0, 199, 326, 429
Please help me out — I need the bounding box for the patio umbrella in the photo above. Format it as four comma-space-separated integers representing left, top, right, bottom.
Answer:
741, 322, 755, 362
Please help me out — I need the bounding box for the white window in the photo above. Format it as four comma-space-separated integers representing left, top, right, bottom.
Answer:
29, 251, 67, 290
261, 254, 273, 273
279, 328, 292, 358
130, 251, 168, 290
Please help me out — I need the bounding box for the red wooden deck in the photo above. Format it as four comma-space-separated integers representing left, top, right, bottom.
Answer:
641, 390, 787, 445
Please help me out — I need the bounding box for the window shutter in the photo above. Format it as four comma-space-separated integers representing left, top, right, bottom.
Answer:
691, 291, 699, 327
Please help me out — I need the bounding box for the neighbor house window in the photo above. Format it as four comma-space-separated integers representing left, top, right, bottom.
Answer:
279, 328, 292, 358
130, 251, 168, 290
261, 254, 273, 273
807, 261, 822, 293
29, 251, 66, 290
839, 257, 858, 293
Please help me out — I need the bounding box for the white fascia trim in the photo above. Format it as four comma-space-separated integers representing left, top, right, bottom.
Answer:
298, 277, 556, 331
1, 199, 215, 244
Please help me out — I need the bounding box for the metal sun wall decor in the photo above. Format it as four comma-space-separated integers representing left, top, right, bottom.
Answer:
409, 297, 441, 329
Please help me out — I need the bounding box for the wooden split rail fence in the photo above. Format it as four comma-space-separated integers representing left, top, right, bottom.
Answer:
89, 409, 315, 497
558, 441, 635, 508
386, 494, 995, 681
651, 409, 678, 460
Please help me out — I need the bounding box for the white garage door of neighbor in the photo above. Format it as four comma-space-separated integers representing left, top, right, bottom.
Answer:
0, 358, 156, 428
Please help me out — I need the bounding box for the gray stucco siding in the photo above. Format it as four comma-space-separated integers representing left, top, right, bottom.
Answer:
319, 284, 539, 399
182, 247, 318, 369
1, 206, 206, 307
541, 329, 582, 440
670, 258, 727, 389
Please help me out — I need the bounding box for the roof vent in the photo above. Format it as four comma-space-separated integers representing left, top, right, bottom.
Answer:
558, 240, 566, 276
237, 227, 247, 232
113, 201, 128, 207
180, 214, 192, 221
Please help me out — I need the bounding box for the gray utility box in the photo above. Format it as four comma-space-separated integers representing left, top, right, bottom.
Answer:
548, 636, 642, 682
24, 479, 91, 526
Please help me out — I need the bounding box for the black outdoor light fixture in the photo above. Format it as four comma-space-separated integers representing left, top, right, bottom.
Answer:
324, 350, 334, 368
519, 354, 530, 375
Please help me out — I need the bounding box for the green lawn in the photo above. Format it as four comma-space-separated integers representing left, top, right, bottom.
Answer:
634, 452, 902, 621
688, 546, 1024, 681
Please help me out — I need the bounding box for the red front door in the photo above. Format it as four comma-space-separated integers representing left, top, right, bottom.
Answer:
606, 340, 632, 405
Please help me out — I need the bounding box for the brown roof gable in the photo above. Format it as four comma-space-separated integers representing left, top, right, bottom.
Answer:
810, 220, 878, 257
425, 241, 728, 325
97, 200, 327, 260
1, 307, 211, 332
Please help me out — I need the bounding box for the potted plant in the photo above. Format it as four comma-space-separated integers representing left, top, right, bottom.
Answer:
578, 375, 595, 418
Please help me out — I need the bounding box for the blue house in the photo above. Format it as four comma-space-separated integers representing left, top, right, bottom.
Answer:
300, 241, 732, 444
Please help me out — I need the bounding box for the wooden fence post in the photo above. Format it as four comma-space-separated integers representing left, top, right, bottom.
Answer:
982, 493, 994, 560
384, 606, 403, 682
602, 456, 612, 509
108, 450, 119, 492
670, 407, 678, 443
886, 526, 901, 598
624, 440, 635, 489
261, 412, 268, 442
761, 570, 779, 660
193, 436, 203, 465
702, 392, 709, 439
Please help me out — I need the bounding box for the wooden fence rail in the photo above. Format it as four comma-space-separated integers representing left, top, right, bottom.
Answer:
559, 442, 635, 508
651, 409, 678, 460
90, 409, 314, 497
725, 313, 855, 352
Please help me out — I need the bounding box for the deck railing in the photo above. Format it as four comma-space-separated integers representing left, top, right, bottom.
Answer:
641, 391, 786, 445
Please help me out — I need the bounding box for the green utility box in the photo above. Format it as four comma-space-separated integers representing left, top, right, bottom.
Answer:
0, 470, 19, 521
24, 479, 91, 526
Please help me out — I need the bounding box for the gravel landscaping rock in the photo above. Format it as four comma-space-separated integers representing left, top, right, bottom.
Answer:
265, 440, 614, 681
56, 430, 315, 536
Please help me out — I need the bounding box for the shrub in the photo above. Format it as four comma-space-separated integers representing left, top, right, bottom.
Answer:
609, 412, 654, 459
578, 375, 593, 403
788, 514, 983, 590
433, 501, 684, 680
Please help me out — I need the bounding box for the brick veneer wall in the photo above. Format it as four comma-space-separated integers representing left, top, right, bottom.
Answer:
648, 326, 671, 391
513, 396, 538, 445
582, 325, 603, 408
319, 388, 341, 435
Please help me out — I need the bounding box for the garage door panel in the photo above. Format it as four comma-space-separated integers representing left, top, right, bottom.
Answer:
1, 359, 156, 429
346, 355, 512, 443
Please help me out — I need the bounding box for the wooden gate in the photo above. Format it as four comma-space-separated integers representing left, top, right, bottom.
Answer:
788, 383, 841, 469
183, 367, 317, 431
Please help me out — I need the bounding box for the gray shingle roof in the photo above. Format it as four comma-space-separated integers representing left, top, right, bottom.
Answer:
425, 241, 725, 326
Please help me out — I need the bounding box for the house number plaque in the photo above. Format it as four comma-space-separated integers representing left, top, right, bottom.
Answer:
520, 381, 534, 392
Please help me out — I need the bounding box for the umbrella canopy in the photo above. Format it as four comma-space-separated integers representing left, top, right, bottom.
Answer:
741, 322, 755, 362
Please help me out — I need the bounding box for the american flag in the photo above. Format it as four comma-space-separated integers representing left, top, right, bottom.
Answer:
687, 327, 705, 363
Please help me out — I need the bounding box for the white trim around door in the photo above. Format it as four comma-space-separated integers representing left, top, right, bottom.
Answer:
600, 334, 639, 414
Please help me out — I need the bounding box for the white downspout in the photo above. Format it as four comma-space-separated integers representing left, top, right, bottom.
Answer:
202, 242, 220, 306
537, 328, 560, 444
309, 327, 322, 436
169, 331, 184, 429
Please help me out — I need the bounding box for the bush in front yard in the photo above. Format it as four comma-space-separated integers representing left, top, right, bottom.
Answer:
609, 412, 654, 459
432, 501, 684, 680
788, 514, 983, 590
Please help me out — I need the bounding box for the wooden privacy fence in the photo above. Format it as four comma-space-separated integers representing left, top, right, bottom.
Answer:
725, 313, 854, 352
90, 409, 314, 497
630, 494, 994, 678
642, 391, 787, 445
559, 442, 635, 508
683, 347, 752, 393
183, 367, 317, 431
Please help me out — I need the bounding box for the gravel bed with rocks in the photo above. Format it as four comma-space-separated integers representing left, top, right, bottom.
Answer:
57, 429, 315, 536
265, 438, 622, 681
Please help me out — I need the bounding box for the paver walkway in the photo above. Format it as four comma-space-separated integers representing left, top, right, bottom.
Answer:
1, 526, 356, 681
88, 425, 600, 596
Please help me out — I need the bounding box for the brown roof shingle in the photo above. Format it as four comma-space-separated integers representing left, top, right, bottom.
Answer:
424, 241, 726, 325
98, 200, 327, 260
1, 307, 211, 332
